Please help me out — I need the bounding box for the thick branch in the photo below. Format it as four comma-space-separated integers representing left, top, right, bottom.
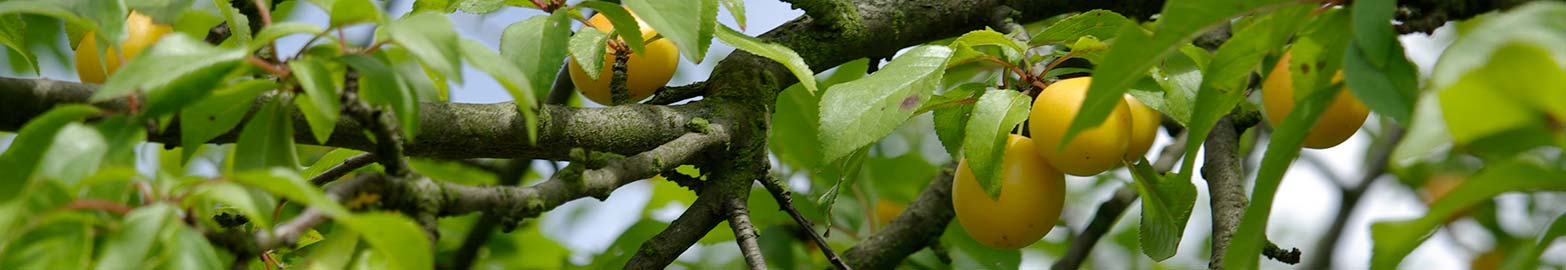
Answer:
842, 164, 956, 269
1202, 115, 1250, 270
705, 0, 1163, 99
0, 76, 718, 160
1306, 125, 1404, 270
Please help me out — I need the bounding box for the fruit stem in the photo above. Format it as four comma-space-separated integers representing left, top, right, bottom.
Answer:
610, 47, 632, 105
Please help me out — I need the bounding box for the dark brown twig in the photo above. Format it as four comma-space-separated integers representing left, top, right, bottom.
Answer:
761, 174, 850, 269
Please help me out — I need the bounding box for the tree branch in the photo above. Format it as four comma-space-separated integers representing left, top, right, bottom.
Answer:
727, 197, 767, 270
0, 76, 719, 161
1053, 131, 1188, 270
761, 173, 849, 269
309, 153, 376, 185
841, 164, 956, 269
1306, 125, 1404, 270
342, 69, 411, 176
451, 159, 532, 270
1202, 115, 1251, 269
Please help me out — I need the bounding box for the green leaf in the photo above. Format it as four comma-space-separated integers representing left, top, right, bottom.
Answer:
303, 149, 369, 180
382, 47, 446, 102
714, 25, 816, 93
0, 14, 35, 74
577, 1, 646, 55
91, 34, 248, 106
1343, 41, 1418, 124
189, 182, 272, 229
1349, 0, 1395, 68
623, 0, 717, 63
37, 123, 107, 185
385, 12, 463, 84
1431, 2, 1566, 91
943, 221, 1022, 269
1370, 160, 1566, 270
232, 168, 350, 217
568, 26, 609, 81
0, 0, 122, 48
949, 28, 1026, 63
180, 79, 276, 162
1389, 91, 1452, 168
127, 0, 196, 25
1141, 46, 1204, 125
1070, 0, 1294, 150
461, 39, 540, 143
932, 84, 984, 160
0, 105, 99, 200
960, 89, 1030, 199
342, 54, 421, 139
816, 148, 868, 232
501, 11, 572, 101
303, 224, 359, 270
290, 56, 343, 144
420, 0, 538, 13
0, 212, 94, 269
1030, 9, 1132, 46
233, 98, 300, 171
1128, 157, 1195, 260
1439, 43, 1565, 148
159, 221, 224, 270
1223, 80, 1341, 270
817, 45, 951, 164
770, 59, 867, 170
250, 22, 324, 53
1503, 212, 1566, 270
340, 213, 434, 270
329, 0, 383, 27
95, 203, 177, 270
719, 0, 744, 30
212, 0, 253, 44
1285, 9, 1352, 103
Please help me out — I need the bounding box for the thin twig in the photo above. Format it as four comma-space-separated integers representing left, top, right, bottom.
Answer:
246, 56, 287, 77
310, 153, 377, 185
65, 199, 134, 215
727, 198, 768, 270
761, 174, 850, 270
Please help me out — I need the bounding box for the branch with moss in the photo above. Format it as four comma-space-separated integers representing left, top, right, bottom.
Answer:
0, 76, 720, 161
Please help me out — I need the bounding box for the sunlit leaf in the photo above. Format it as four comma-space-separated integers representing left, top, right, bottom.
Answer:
818, 45, 951, 164
715, 24, 815, 93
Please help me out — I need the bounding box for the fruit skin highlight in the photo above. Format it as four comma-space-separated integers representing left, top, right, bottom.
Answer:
567, 9, 681, 105
75, 11, 173, 84
952, 135, 1066, 249
1124, 94, 1162, 160
1029, 77, 1133, 176
1261, 51, 1370, 149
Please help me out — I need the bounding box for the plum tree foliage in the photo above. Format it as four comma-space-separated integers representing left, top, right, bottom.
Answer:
0, 0, 1563, 269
